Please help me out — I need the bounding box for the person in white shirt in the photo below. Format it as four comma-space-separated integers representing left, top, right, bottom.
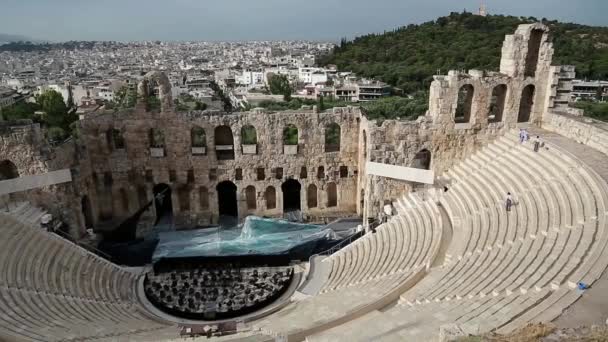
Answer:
533, 135, 541, 152
506, 192, 513, 212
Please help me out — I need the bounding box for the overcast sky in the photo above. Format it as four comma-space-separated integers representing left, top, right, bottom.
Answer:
1, 0, 606, 42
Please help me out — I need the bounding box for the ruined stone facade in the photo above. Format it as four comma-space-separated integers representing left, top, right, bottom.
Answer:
1, 24, 572, 238
75, 99, 360, 233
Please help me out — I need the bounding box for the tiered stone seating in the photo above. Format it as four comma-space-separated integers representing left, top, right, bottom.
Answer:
320, 193, 442, 292
0, 212, 179, 342
304, 129, 608, 341
250, 193, 441, 339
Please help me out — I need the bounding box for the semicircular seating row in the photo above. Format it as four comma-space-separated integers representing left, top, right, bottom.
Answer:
0, 208, 180, 342
250, 190, 444, 339
304, 130, 608, 342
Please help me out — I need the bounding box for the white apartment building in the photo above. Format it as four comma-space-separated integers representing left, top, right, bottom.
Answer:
235, 70, 265, 86
572, 80, 608, 101
298, 67, 327, 85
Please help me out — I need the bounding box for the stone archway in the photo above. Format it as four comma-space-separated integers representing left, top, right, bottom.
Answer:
281, 179, 301, 212
518, 85, 536, 123
217, 181, 238, 218
0, 160, 19, 180
153, 183, 173, 225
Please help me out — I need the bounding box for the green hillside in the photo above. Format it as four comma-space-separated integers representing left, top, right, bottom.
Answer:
319, 12, 608, 94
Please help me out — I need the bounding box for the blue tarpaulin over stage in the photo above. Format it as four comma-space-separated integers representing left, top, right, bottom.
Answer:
152, 216, 339, 262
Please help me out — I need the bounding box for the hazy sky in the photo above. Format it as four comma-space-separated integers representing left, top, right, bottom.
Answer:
1, 0, 606, 42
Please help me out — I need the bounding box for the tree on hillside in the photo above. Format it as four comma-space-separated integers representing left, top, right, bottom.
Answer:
268, 74, 293, 101
319, 13, 608, 93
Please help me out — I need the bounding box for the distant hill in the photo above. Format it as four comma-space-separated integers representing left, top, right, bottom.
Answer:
319, 12, 608, 93
0, 33, 35, 43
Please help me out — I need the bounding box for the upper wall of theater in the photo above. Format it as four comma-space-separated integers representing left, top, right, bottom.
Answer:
428, 23, 557, 127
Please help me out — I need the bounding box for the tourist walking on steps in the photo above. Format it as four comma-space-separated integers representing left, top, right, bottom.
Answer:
533, 135, 542, 152
519, 129, 526, 143
506, 192, 513, 212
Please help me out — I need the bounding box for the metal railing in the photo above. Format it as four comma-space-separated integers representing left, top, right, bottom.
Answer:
313, 218, 382, 257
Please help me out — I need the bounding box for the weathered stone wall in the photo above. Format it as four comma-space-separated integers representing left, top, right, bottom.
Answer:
0, 123, 82, 234
358, 112, 508, 222
542, 112, 608, 156
430, 23, 554, 128
76, 105, 360, 231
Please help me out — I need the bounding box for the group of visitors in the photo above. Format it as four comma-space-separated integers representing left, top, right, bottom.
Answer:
519, 128, 544, 152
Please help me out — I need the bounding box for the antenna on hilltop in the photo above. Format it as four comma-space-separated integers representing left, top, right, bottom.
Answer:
479, 0, 488, 17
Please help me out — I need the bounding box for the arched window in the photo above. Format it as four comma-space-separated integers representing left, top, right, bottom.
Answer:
245, 185, 257, 210
199, 186, 209, 210
327, 182, 337, 208
265, 186, 276, 210
324, 123, 341, 152
191, 126, 206, 147
215, 125, 234, 160
283, 124, 298, 154
241, 125, 257, 145
518, 85, 536, 123
241, 125, 257, 154
455, 84, 474, 124
149, 128, 165, 148
525, 29, 544, 78
489, 85, 507, 123
307, 184, 318, 208
0, 160, 19, 180
317, 166, 325, 180
178, 186, 190, 212
411, 149, 431, 170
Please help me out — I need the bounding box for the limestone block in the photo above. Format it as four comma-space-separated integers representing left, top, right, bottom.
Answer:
284, 145, 298, 155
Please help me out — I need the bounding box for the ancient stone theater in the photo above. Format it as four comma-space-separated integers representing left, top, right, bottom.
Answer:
1, 24, 608, 341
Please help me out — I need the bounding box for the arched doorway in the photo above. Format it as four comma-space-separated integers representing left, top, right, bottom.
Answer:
217, 181, 238, 217
281, 179, 301, 212
518, 85, 536, 123
489, 85, 508, 123
0, 160, 19, 180
153, 184, 173, 225
81, 196, 94, 228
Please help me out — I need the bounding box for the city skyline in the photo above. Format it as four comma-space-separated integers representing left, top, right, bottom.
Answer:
1, 0, 606, 42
